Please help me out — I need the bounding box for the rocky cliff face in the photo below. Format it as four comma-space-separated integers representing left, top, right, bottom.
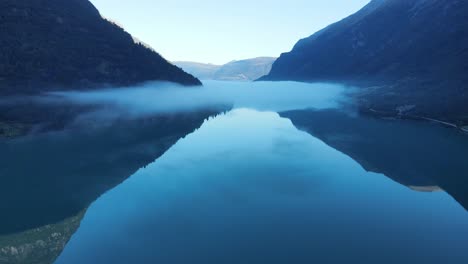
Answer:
0, 0, 200, 94
263, 0, 468, 122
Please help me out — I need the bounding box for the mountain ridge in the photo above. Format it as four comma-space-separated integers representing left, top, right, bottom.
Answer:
261, 0, 468, 123
0, 0, 201, 95
174, 57, 276, 81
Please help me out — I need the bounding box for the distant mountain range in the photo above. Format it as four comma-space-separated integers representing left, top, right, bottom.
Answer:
262, 0, 468, 124
0, 0, 200, 95
174, 57, 276, 81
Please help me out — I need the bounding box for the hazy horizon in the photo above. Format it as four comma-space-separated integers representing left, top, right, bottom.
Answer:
89, 0, 370, 64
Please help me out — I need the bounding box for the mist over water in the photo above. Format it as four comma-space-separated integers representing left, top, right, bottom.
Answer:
55, 108, 468, 264
43, 81, 349, 118
3, 79, 468, 264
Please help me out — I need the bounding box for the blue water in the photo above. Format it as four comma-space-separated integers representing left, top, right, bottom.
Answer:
55, 108, 468, 264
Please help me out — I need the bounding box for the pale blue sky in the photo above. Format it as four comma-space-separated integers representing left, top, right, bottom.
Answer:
90, 0, 370, 64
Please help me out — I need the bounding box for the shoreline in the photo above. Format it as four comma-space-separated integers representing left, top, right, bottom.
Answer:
363, 108, 468, 134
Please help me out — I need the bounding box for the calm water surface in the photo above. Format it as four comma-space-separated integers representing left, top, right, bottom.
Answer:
1, 81, 467, 264
56, 108, 468, 263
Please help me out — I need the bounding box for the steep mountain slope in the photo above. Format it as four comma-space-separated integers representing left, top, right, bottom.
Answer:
0, 0, 200, 94
262, 0, 468, 123
175, 57, 276, 81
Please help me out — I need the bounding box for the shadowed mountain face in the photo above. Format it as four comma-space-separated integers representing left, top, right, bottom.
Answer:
0, 110, 216, 235
175, 57, 276, 81
0, 0, 200, 95
281, 109, 468, 211
264, 0, 468, 122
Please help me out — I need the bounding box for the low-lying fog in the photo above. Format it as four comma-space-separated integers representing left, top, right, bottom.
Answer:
43, 80, 350, 118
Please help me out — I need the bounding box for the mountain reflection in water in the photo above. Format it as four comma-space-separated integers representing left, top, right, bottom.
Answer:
0, 110, 217, 264
282, 109, 468, 211
56, 109, 468, 264
1, 81, 468, 264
